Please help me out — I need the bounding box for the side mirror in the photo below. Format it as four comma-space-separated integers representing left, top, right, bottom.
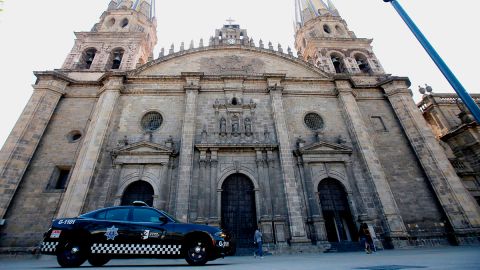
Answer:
159, 216, 169, 224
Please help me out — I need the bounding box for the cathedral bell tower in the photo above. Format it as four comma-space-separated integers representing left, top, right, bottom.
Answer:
62, 0, 157, 71
294, 0, 384, 75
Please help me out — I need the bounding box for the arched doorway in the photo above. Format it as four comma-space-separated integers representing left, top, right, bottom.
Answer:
121, 180, 154, 206
318, 178, 357, 242
221, 174, 257, 252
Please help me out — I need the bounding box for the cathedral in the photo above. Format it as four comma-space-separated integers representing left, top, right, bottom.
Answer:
0, 0, 479, 253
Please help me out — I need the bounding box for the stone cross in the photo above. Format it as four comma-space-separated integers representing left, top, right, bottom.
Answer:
226, 17, 235, 25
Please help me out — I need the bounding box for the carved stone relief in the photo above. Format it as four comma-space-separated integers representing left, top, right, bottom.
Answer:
200, 55, 265, 75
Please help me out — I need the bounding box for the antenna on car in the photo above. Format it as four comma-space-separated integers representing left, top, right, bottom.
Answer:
132, 201, 148, 206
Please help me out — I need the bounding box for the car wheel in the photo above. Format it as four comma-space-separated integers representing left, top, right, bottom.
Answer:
56, 241, 87, 268
185, 239, 209, 266
88, 256, 110, 267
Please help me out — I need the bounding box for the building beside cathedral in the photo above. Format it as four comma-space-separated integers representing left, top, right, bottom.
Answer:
418, 92, 480, 206
0, 0, 479, 253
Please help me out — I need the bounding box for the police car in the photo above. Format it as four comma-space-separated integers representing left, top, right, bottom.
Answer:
40, 202, 234, 267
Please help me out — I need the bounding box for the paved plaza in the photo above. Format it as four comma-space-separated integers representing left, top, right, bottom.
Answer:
0, 247, 479, 270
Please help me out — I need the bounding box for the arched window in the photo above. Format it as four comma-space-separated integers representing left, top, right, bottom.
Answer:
323, 24, 332, 34
232, 97, 238, 105
355, 54, 370, 73
109, 48, 124, 69
120, 18, 129, 28
330, 54, 345, 73
81, 48, 97, 69
106, 17, 116, 28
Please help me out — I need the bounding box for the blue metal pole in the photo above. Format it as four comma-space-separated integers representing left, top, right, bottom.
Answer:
384, 0, 480, 123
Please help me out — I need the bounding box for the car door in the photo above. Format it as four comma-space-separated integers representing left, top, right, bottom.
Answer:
130, 208, 180, 257
89, 207, 137, 256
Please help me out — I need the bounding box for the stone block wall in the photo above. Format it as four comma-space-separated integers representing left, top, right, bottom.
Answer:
0, 97, 96, 248
357, 98, 447, 236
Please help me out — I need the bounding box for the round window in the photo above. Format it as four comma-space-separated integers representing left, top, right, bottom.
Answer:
304, 113, 324, 131
141, 112, 163, 132
67, 130, 82, 143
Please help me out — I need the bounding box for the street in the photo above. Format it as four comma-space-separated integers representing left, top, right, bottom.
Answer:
0, 246, 479, 270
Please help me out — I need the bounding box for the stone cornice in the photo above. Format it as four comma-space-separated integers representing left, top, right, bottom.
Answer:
195, 143, 278, 151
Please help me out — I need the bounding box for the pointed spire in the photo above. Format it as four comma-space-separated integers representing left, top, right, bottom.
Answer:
189, 40, 194, 50
110, 0, 156, 20
327, 0, 340, 16
180, 42, 185, 51
159, 48, 164, 58
199, 38, 204, 48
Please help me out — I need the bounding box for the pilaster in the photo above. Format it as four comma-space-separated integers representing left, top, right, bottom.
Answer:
267, 75, 309, 243
0, 77, 67, 222
382, 80, 480, 231
209, 149, 219, 224
57, 76, 122, 218
336, 80, 408, 238
175, 73, 201, 222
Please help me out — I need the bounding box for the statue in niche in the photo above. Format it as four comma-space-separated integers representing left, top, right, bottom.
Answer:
220, 117, 227, 134
245, 118, 252, 136
201, 126, 208, 143
264, 125, 270, 142
232, 116, 240, 135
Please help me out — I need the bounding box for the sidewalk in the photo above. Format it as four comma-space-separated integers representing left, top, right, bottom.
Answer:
0, 246, 479, 269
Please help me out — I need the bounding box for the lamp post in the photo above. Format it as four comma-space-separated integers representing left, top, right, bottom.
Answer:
383, 0, 480, 123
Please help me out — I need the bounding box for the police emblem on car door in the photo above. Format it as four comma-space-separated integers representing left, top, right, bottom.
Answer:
131, 208, 180, 256
90, 207, 136, 255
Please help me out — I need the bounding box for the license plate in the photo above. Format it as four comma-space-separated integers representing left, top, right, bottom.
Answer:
218, 241, 230, 247
51, 230, 61, 238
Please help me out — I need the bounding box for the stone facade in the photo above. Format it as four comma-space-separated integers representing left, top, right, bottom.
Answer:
418, 93, 480, 209
0, 0, 479, 253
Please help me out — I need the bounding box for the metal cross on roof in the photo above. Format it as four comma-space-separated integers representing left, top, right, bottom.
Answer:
226, 17, 235, 25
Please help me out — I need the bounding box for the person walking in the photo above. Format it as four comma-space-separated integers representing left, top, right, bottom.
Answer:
358, 223, 373, 254
253, 228, 263, 258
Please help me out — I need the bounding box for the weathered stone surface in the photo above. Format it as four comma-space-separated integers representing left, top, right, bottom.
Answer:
1, 2, 479, 252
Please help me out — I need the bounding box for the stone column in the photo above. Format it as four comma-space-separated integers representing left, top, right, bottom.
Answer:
303, 162, 328, 243
175, 73, 201, 222
0, 76, 67, 222
196, 150, 208, 223
256, 149, 271, 218
267, 75, 309, 243
57, 76, 122, 218
382, 80, 480, 231
209, 149, 219, 225
106, 164, 122, 206
336, 80, 408, 238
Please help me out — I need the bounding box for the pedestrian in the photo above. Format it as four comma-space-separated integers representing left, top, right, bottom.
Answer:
253, 227, 263, 258
358, 223, 373, 254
